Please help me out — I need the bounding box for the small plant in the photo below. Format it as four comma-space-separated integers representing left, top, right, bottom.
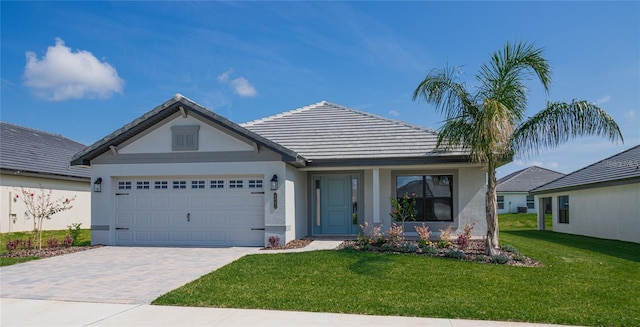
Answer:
46, 238, 59, 248
456, 222, 475, 250
414, 223, 432, 247
389, 193, 417, 224
386, 222, 404, 245
267, 235, 281, 248
446, 249, 466, 259
437, 226, 452, 248
380, 243, 395, 252
399, 242, 418, 253
476, 254, 489, 262
6, 239, 20, 251
491, 254, 509, 264
422, 246, 439, 255
501, 244, 520, 254
62, 234, 74, 247
513, 253, 526, 262
358, 222, 383, 246
67, 223, 82, 246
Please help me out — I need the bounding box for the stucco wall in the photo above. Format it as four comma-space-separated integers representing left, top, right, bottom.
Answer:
457, 167, 487, 236
285, 166, 307, 241
545, 183, 639, 243
1, 174, 90, 233
497, 192, 536, 214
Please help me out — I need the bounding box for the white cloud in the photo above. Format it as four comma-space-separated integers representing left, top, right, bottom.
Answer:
229, 77, 257, 97
23, 38, 124, 101
217, 69, 233, 82
388, 110, 399, 117
624, 109, 637, 120
594, 95, 611, 105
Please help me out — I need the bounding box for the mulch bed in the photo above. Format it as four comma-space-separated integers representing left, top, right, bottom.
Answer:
337, 239, 542, 267
261, 239, 313, 250
1, 245, 102, 259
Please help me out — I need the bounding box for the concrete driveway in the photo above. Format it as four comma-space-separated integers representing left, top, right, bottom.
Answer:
0, 246, 259, 304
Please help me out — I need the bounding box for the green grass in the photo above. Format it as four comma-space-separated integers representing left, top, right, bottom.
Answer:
154, 214, 640, 326
0, 229, 91, 267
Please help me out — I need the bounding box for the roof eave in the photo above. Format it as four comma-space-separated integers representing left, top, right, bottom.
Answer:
531, 176, 640, 195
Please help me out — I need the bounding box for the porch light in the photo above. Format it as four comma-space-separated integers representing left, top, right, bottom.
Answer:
94, 178, 102, 193
270, 174, 278, 190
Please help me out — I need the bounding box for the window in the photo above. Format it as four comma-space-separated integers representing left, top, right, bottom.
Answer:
154, 181, 168, 189
558, 195, 569, 224
191, 180, 205, 189
229, 180, 243, 188
136, 181, 150, 190
210, 180, 224, 189
172, 180, 187, 189
497, 195, 505, 210
118, 181, 131, 190
526, 195, 535, 209
248, 179, 263, 188
396, 175, 453, 221
171, 125, 199, 151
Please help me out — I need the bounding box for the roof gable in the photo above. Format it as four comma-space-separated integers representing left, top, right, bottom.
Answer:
71, 95, 304, 167
242, 101, 469, 164
1, 122, 89, 180
533, 145, 640, 193
497, 166, 565, 192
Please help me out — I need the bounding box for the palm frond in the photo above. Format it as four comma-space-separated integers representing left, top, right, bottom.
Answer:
412, 66, 475, 121
511, 100, 624, 157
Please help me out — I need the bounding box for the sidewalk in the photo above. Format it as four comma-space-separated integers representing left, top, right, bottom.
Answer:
0, 298, 577, 327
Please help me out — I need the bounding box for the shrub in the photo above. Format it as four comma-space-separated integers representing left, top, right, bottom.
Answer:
390, 193, 417, 224
513, 253, 526, 262
62, 235, 74, 247
399, 242, 418, 253
358, 222, 383, 246
6, 239, 20, 251
387, 222, 404, 245
67, 223, 82, 246
456, 222, 475, 250
414, 223, 432, 247
491, 254, 509, 264
446, 249, 466, 259
502, 244, 520, 254
46, 238, 59, 249
476, 254, 489, 262
437, 226, 452, 248
267, 235, 281, 248
422, 246, 439, 255
380, 243, 395, 252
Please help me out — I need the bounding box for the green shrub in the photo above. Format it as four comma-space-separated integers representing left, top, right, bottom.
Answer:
446, 249, 466, 259
67, 223, 82, 246
501, 244, 519, 254
491, 254, 509, 264
422, 246, 439, 255
476, 254, 489, 262
513, 253, 526, 262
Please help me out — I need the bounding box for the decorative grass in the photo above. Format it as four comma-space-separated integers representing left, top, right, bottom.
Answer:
154, 214, 640, 326
0, 229, 91, 266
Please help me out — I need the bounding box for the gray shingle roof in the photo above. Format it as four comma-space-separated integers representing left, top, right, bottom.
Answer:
242, 101, 468, 163
1, 122, 89, 180
497, 166, 565, 192
532, 145, 640, 193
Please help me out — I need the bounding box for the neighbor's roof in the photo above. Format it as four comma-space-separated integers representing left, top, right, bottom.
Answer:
0, 122, 89, 180
497, 165, 565, 193
532, 144, 640, 194
242, 101, 469, 165
71, 94, 304, 167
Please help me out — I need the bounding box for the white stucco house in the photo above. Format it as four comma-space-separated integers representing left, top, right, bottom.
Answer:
0, 122, 91, 233
497, 166, 564, 214
531, 145, 640, 243
71, 95, 488, 247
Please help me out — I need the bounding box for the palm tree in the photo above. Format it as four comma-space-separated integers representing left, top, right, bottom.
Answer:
413, 41, 623, 255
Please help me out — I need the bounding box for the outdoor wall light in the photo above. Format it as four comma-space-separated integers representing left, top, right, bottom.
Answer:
270, 174, 278, 191
94, 177, 103, 193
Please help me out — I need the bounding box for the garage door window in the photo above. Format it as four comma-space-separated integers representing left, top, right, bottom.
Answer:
191, 180, 206, 189
118, 181, 132, 190
136, 181, 150, 190
210, 180, 224, 189
155, 181, 168, 189
249, 179, 263, 188
229, 180, 243, 188
173, 181, 187, 189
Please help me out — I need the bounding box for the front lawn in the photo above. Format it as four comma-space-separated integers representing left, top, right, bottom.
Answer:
0, 229, 91, 267
154, 214, 640, 327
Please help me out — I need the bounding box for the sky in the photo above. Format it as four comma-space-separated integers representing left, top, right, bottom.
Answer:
1, 1, 638, 178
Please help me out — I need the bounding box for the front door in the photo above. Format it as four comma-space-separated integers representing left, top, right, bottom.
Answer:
312, 174, 358, 235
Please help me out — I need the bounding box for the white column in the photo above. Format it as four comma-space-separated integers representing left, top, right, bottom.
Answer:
373, 168, 381, 223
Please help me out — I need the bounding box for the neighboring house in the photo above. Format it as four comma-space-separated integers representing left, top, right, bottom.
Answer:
71, 95, 488, 247
531, 145, 640, 243
0, 122, 91, 233
496, 166, 565, 214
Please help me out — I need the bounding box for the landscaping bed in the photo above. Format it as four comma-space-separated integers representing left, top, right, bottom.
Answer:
261, 239, 313, 250
1, 245, 102, 259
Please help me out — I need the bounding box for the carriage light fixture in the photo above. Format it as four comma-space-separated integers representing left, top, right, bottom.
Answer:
94, 177, 103, 193
270, 174, 278, 191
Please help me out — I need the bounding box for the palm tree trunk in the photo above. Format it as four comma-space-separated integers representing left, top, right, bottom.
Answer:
485, 160, 499, 256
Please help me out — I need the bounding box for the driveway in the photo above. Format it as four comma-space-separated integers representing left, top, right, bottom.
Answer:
0, 246, 259, 304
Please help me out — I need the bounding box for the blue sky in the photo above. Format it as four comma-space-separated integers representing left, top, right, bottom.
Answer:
1, 1, 638, 177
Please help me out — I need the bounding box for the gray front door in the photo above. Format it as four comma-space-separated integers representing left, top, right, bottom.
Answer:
313, 174, 355, 235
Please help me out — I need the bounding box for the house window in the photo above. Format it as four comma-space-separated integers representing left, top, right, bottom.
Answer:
497, 195, 505, 210
136, 181, 150, 190
396, 175, 453, 221
154, 181, 168, 189
526, 195, 535, 209
229, 180, 243, 188
248, 179, 263, 188
558, 195, 569, 224
210, 180, 224, 189
118, 181, 131, 190
173, 180, 187, 189
171, 125, 199, 151
191, 180, 206, 189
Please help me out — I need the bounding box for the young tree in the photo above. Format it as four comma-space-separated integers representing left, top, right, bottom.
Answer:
14, 186, 76, 250
413, 41, 623, 255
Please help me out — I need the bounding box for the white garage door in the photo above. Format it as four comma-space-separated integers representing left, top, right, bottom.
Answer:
115, 176, 265, 246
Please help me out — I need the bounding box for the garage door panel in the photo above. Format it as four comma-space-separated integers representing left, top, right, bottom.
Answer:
135, 231, 152, 242
154, 231, 170, 242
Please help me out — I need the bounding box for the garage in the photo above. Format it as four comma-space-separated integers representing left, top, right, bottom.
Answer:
115, 176, 265, 246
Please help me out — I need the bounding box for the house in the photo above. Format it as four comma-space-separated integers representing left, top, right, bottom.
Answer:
497, 166, 565, 214
71, 95, 488, 247
531, 145, 640, 243
0, 122, 91, 233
